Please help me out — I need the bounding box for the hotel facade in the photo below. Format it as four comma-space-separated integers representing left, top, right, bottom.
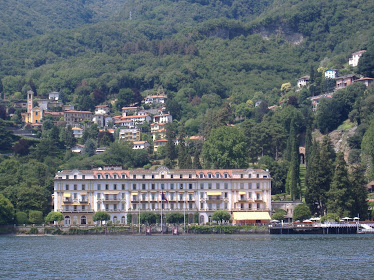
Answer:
53, 166, 272, 226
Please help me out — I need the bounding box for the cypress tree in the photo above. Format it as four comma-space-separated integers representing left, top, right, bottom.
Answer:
327, 152, 353, 217
285, 119, 300, 200
349, 164, 369, 219
305, 141, 322, 215
178, 123, 192, 169
165, 123, 177, 160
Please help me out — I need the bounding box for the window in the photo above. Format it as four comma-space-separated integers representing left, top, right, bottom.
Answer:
256, 174, 259, 178
152, 175, 154, 179
74, 205, 77, 211
97, 175, 101, 179
216, 204, 220, 210
142, 194, 146, 201
66, 175, 69, 179
74, 184, 77, 190
224, 203, 228, 209
241, 174, 243, 178
215, 173, 220, 178
208, 183, 212, 189
142, 175, 145, 179
114, 204, 117, 210
73, 193, 77, 199
199, 173, 204, 178
224, 192, 228, 198
224, 173, 228, 178
82, 205, 85, 211
97, 193, 101, 199
224, 183, 228, 189
114, 174, 117, 179
122, 204, 125, 210
142, 184, 146, 190
122, 193, 125, 199
133, 184, 136, 190
179, 194, 183, 201
180, 174, 183, 179
152, 203, 155, 210
200, 193, 204, 198
105, 184, 109, 190
189, 184, 193, 190
82, 175, 85, 179
189, 174, 192, 179
97, 184, 101, 190
105, 175, 109, 179
257, 193, 260, 200
248, 183, 252, 189
170, 193, 174, 200
161, 174, 164, 179
74, 175, 77, 179
81, 216, 86, 225
208, 204, 212, 210
200, 203, 204, 209
105, 194, 109, 200
180, 184, 183, 189
216, 183, 220, 189
82, 184, 85, 190
114, 184, 117, 190
200, 183, 204, 189
189, 203, 193, 209
189, 194, 193, 200
133, 175, 136, 179
97, 203, 100, 210
151, 194, 155, 201
122, 184, 125, 190
171, 175, 173, 179
208, 173, 212, 178
170, 204, 174, 210
256, 183, 260, 189
161, 184, 164, 190
240, 183, 244, 189
170, 183, 174, 190
248, 174, 252, 178
65, 184, 69, 190
122, 174, 126, 179
142, 204, 146, 210
151, 184, 155, 190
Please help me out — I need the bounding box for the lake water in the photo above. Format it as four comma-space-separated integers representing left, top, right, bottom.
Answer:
1, 234, 374, 279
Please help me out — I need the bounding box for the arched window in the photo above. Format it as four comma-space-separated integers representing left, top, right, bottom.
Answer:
121, 216, 126, 224
215, 173, 220, 178
224, 173, 229, 178
80, 216, 86, 225
64, 216, 71, 226
208, 173, 212, 178
199, 173, 204, 178
199, 215, 205, 224
113, 216, 117, 224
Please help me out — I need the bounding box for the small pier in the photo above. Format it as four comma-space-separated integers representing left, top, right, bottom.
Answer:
269, 223, 359, 234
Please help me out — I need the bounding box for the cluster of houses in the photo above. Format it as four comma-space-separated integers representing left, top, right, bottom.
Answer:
296, 50, 373, 111
11, 91, 185, 153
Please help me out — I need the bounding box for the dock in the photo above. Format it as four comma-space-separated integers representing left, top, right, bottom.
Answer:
269, 223, 359, 234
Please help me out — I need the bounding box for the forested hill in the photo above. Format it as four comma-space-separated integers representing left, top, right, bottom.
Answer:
1, 0, 373, 106
0, 0, 125, 42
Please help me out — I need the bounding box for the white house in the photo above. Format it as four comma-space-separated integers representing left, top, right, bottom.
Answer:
72, 127, 84, 138
153, 113, 172, 124
49, 92, 60, 101
325, 69, 339, 79
132, 141, 150, 150
349, 50, 366, 67
297, 75, 310, 88
144, 95, 167, 104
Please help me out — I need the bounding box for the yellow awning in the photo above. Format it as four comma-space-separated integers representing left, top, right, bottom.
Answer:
131, 192, 138, 195
63, 193, 71, 197
80, 192, 87, 195
233, 212, 271, 221
239, 192, 246, 195
207, 192, 222, 195
104, 192, 119, 195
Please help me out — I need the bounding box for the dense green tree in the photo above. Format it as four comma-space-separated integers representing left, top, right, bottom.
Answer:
83, 138, 96, 156
293, 204, 312, 221
285, 119, 300, 200
28, 210, 44, 224
272, 209, 287, 221
358, 43, 374, 77
165, 213, 184, 224
0, 120, 16, 152
93, 211, 111, 225
45, 211, 64, 224
165, 123, 177, 160
177, 123, 192, 169
212, 210, 231, 223
140, 212, 158, 225
13, 139, 31, 156
349, 164, 369, 219
15, 211, 28, 224
362, 120, 374, 179
202, 126, 247, 169
327, 152, 353, 217
16, 185, 50, 214
0, 194, 14, 225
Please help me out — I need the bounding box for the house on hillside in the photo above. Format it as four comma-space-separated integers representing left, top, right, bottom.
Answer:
49, 92, 60, 101
153, 113, 172, 124
355, 77, 374, 87
154, 139, 168, 152
310, 94, 332, 112
297, 75, 310, 88
349, 50, 366, 67
132, 141, 150, 150
64, 110, 93, 125
119, 128, 140, 142
122, 106, 138, 116
144, 94, 167, 104
72, 127, 83, 138
325, 69, 339, 79
336, 74, 358, 90
114, 114, 151, 128
93, 105, 112, 127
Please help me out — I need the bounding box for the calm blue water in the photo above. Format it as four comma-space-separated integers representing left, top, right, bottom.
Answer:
1, 234, 374, 279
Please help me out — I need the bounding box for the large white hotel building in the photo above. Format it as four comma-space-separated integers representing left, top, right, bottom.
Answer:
53, 166, 272, 226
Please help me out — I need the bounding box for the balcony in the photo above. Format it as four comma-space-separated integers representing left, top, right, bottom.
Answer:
206, 198, 222, 202
80, 199, 88, 204
103, 198, 121, 203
